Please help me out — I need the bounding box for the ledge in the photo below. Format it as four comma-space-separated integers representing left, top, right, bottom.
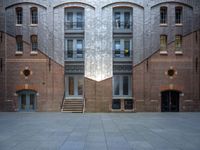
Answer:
15, 24, 22, 27
29, 24, 38, 27
15, 51, 23, 55
175, 24, 183, 27
159, 51, 168, 55
160, 24, 168, 27
30, 51, 38, 55
175, 51, 183, 55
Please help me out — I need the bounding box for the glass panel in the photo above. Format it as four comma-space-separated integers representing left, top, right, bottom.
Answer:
16, 8, 22, 24
31, 35, 37, 51
21, 94, 26, 110
31, 8, 38, 24
160, 35, 167, 49
124, 99, 133, 110
124, 12, 130, 29
123, 76, 129, 95
160, 7, 167, 24
67, 40, 73, 58
78, 77, 83, 95
124, 40, 130, 57
175, 7, 182, 24
114, 76, 120, 95
112, 99, 121, 109
67, 12, 73, 29
68, 76, 74, 95
175, 35, 182, 49
76, 40, 83, 58
16, 35, 23, 51
114, 12, 121, 28
77, 12, 83, 28
114, 40, 120, 57
30, 94, 35, 110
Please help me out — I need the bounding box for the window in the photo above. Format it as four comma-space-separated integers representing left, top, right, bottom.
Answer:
31, 7, 38, 24
175, 7, 182, 24
160, 7, 167, 24
65, 8, 84, 30
160, 35, 167, 50
31, 35, 38, 51
65, 39, 84, 59
112, 99, 121, 109
16, 35, 23, 51
113, 39, 131, 57
175, 35, 182, 50
113, 8, 132, 30
124, 99, 133, 110
16, 7, 23, 24
113, 75, 132, 97
65, 75, 83, 97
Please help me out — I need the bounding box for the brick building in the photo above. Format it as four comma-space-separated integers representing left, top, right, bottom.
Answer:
0, 0, 200, 112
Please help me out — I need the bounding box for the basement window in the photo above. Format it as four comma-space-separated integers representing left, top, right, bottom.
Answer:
112, 99, 121, 109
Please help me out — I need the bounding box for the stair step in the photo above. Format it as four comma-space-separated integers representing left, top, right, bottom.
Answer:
62, 100, 83, 113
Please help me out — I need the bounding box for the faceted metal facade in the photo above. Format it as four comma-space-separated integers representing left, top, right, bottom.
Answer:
0, 0, 200, 81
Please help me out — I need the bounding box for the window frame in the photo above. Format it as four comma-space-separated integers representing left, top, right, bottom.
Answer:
112, 75, 132, 97
160, 6, 168, 25
16, 7, 23, 25
65, 75, 84, 97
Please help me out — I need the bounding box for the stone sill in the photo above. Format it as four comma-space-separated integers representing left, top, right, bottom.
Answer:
15, 51, 23, 55
160, 51, 168, 55
175, 51, 183, 55
112, 97, 133, 99
29, 24, 38, 27
175, 24, 183, 27
16, 24, 22, 27
160, 24, 168, 27
30, 51, 38, 55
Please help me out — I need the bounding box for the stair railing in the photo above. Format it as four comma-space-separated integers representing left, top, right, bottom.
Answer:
83, 97, 85, 114
60, 91, 65, 111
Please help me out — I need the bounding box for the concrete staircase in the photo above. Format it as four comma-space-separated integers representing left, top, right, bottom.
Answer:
61, 99, 84, 113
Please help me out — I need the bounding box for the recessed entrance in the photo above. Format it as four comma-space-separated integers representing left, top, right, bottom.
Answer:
161, 90, 180, 112
18, 90, 36, 112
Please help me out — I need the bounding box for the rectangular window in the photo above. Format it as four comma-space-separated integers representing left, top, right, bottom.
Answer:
175, 35, 182, 50
66, 75, 84, 97
76, 40, 83, 58
124, 99, 133, 110
175, 7, 182, 24
160, 7, 167, 24
112, 99, 121, 109
16, 7, 23, 24
113, 75, 132, 97
31, 7, 38, 24
77, 12, 83, 28
31, 35, 38, 51
160, 35, 167, 50
67, 40, 73, 58
16, 35, 23, 51
124, 40, 130, 57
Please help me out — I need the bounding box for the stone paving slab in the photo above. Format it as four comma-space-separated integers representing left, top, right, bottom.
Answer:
0, 112, 200, 150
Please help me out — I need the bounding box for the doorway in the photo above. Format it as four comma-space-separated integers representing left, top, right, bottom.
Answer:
161, 90, 180, 112
18, 90, 36, 112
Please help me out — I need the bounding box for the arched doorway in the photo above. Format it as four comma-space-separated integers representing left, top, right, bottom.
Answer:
161, 90, 180, 112
17, 90, 36, 112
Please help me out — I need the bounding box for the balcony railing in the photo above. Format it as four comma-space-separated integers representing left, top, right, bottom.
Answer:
113, 49, 132, 59
64, 22, 84, 31
113, 21, 132, 31
65, 49, 84, 60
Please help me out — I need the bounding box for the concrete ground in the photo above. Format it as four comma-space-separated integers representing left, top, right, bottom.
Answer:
0, 112, 200, 150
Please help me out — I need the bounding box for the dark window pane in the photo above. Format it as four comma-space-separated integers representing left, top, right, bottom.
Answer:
124, 40, 130, 57
67, 12, 73, 29
160, 7, 167, 24
114, 12, 121, 28
30, 94, 35, 110
114, 76, 120, 95
77, 40, 83, 58
21, 94, 26, 110
31, 35, 38, 51
112, 99, 121, 109
124, 99, 133, 110
67, 40, 73, 58
124, 12, 130, 29
175, 7, 182, 24
77, 12, 83, 28
123, 76, 129, 95
16, 35, 23, 51
16, 7, 23, 24
31, 7, 38, 24
68, 76, 74, 95
114, 40, 120, 57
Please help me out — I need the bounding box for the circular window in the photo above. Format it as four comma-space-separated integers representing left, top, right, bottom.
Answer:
168, 69, 175, 77
23, 69, 31, 77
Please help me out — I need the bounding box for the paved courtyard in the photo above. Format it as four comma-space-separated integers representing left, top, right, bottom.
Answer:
0, 112, 200, 150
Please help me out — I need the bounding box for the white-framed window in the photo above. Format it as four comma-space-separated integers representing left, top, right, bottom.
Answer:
113, 8, 132, 29
31, 7, 38, 24
160, 7, 167, 24
175, 35, 182, 50
65, 75, 84, 97
16, 7, 23, 25
113, 39, 131, 57
65, 8, 84, 29
175, 7, 183, 24
160, 35, 167, 50
16, 35, 23, 51
65, 38, 84, 58
113, 75, 132, 97
31, 35, 38, 51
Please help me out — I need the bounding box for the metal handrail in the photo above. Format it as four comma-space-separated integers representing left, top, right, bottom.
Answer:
60, 91, 65, 111
64, 22, 84, 30
113, 21, 132, 30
